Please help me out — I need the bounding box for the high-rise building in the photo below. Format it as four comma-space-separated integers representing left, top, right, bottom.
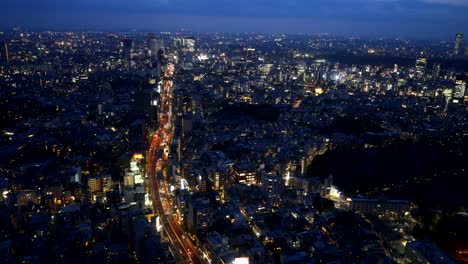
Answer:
4, 43, 9, 64
198, 174, 209, 192
432, 63, 441, 79
454, 33, 463, 56
147, 33, 164, 62
174, 37, 195, 52
188, 198, 213, 234
88, 176, 103, 194
234, 165, 258, 185
415, 56, 427, 76
185, 37, 195, 52
349, 198, 411, 216
261, 173, 284, 206
121, 38, 134, 59
101, 174, 113, 193
454, 79, 466, 101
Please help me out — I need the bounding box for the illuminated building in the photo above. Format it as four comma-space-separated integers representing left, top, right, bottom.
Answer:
198, 174, 208, 192
415, 56, 427, 76
261, 173, 284, 206
454, 33, 464, 56
87, 175, 112, 200
147, 33, 157, 58
44, 183, 65, 205
101, 174, 113, 193
18, 189, 38, 206
234, 167, 258, 185
147, 33, 164, 62
453, 79, 466, 102
174, 37, 196, 52
124, 172, 135, 187
184, 37, 196, 52
174, 38, 183, 49
211, 170, 227, 190
188, 198, 213, 234
349, 198, 411, 216
88, 176, 103, 194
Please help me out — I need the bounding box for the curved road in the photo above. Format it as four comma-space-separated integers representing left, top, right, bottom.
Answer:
147, 64, 203, 264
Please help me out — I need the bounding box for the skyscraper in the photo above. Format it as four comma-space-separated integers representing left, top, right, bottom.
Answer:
188, 198, 213, 234
121, 38, 134, 59
4, 43, 9, 64
147, 33, 164, 61
261, 173, 284, 206
432, 63, 440, 79
454, 33, 463, 56
454, 79, 466, 101
415, 56, 427, 76
147, 33, 157, 56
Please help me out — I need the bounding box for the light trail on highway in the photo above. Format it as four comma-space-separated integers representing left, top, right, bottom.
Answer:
147, 64, 203, 264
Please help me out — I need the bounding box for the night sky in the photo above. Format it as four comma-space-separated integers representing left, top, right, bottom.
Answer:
2, 0, 468, 38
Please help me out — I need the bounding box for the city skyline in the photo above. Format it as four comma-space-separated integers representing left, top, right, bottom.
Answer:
2, 0, 468, 39
0, 2, 467, 263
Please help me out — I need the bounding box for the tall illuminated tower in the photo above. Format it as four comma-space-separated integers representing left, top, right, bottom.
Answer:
147, 33, 164, 62
415, 56, 427, 76
454, 33, 463, 56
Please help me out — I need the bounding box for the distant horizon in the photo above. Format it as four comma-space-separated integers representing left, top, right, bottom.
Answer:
3, 0, 468, 41
0, 26, 464, 42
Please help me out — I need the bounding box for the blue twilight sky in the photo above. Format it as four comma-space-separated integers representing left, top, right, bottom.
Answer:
2, 0, 468, 39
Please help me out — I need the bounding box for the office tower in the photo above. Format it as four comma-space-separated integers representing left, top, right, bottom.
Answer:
188, 198, 213, 234
415, 56, 427, 75
432, 63, 441, 79
106, 34, 120, 50
88, 176, 103, 194
121, 38, 134, 59
101, 174, 112, 193
261, 173, 284, 206
454, 79, 466, 100
174, 38, 183, 49
454, 33, 463, 56
184, 37, 196, 52
4, 43, 9, 64
147, 33, 157, 58
156, 38, 164, 53
147, 33, 164, 61
174, 37, 196, 52
198, 174, 209, 192
393, 64, 398, 73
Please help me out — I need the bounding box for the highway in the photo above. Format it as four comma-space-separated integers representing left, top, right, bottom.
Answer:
146, 64, 203, 264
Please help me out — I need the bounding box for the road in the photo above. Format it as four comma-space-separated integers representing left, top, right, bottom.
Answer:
147, 64, 203, 264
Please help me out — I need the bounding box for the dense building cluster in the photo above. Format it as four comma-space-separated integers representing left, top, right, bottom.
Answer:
0, 29, 466, 263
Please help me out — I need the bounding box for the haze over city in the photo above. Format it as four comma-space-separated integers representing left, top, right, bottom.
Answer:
3, 0, 468, 38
